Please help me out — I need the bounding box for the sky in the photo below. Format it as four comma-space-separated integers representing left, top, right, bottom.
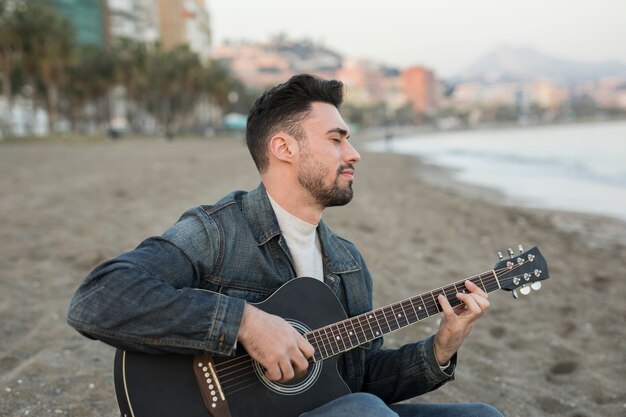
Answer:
209, 0, 626, 77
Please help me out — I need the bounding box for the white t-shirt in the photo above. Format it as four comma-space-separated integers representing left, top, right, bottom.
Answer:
268, 194, 324, 281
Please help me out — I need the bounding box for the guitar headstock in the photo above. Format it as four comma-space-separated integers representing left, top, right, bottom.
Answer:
493, 245, 549, 298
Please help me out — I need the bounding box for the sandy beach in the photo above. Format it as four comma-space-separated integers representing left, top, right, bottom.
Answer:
1, 136, 625, 417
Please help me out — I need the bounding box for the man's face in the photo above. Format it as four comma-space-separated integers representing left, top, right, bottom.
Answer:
296, 102, 361, 208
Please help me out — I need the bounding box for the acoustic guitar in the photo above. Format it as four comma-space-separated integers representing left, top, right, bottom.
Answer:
114, 245, 549, 417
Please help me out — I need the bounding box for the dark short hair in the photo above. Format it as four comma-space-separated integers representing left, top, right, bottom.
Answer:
246, 74, 344, 172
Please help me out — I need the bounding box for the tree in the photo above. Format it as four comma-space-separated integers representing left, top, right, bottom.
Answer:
0, 0, 21, 132
63, 45, 116, 132
10, 2, 73, 133
111, 39, 150, 132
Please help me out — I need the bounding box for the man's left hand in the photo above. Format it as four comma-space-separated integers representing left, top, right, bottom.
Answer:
433, 280, 490, 365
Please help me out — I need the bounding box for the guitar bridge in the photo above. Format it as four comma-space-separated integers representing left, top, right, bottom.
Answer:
193, 355, 232, 417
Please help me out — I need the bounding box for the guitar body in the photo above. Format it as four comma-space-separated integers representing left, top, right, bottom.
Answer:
115, 277, 352, 417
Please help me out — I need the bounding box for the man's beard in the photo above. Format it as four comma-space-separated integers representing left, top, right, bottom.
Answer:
298, 161, 355, 208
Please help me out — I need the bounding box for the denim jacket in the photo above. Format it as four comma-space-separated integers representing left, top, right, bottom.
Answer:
67, 184, 455, 404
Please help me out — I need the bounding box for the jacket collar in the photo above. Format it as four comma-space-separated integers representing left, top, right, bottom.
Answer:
242, 183, 361, 275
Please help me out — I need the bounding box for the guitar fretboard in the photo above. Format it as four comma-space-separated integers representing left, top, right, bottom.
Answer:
305, 271, 499, 362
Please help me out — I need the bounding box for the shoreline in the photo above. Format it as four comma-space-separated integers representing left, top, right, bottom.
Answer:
1, 139, 624, 417
408, 156, 626, 248
360, 120, 626, 245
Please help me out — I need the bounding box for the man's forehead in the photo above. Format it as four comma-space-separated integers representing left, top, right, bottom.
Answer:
306, 102, 350, 135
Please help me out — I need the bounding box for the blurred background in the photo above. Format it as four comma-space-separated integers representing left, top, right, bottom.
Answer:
1, 0, 625, 139
1, 2, 626, 417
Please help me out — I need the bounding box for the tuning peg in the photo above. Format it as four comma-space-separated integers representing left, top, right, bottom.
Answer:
497, 251, 504, 260
508, 248, 514, 258
512, 290, 519, 299
518, 244, 524, 253
531, 282, 542, 291
520, 285, 531, 295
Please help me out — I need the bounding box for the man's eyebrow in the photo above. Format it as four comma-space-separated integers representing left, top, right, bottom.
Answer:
326, 128, 350, 138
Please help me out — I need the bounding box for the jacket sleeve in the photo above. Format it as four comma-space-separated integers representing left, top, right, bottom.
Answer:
361, 335, 456, 404
66, 207, 246, 356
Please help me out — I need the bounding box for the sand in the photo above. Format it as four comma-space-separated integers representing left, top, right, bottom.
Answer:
1, 136, 624, 417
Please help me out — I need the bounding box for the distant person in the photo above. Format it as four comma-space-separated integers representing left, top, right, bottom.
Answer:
68, 74, 503, 417
384, 130, 394, 151
107, 116, 127, 140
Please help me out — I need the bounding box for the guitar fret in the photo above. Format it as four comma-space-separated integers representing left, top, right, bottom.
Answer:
453, 282, 465, 299
427, 291, 440, 315
370, 311, 384, 338
361, 313, 377, 340
348, 319, 362, 345
405, 298, 419, 322
378, 307, 394, 332
372, 310, 385, 334
317, 330, 330, 359
388, 305, 399, 328
434, 289, 445, 312
356, 315, 369, 341
340, 321, 354, 349
467, 275, 483, 293
353, 321, 362, 345
400, 300, 415, 324
442, 285, 457, 307
483, 272, 500, 292
323, 327, 339, 355
414, 296, 429, 320
385, 305, 399, 330
332, 325, 347, 352
306, 332, 323, 361
470, 275, 487, 292
391, 303, 409, 328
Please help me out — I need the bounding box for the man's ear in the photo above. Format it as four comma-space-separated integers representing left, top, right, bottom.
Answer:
269, 133, 299, 163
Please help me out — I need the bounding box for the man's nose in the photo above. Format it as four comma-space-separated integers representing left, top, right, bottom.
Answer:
344, 141, 361, 164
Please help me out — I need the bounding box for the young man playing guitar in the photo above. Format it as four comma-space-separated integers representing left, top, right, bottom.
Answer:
68, 75, 503, 417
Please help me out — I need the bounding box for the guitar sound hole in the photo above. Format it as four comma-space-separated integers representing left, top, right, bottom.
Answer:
253, 319, 322, 395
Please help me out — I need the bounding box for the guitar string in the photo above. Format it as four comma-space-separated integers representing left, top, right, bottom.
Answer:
214, 272, 486, 381
211, 261, 530, 385
213, 266, 522, 388
302, 262, 522, 349
214, 264, 508, 374
218, 272, 527, 395
212, 262, 533, 390
219, 264, 529, 396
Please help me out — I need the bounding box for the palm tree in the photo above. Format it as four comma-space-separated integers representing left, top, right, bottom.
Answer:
111, 39, 150, 133
0, 0, 21, 133
142, 44, 204, 137
11, 2, 73, 134
64, 45, 116, 133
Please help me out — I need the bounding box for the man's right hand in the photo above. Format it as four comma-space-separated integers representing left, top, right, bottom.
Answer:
237, 303, 315, 383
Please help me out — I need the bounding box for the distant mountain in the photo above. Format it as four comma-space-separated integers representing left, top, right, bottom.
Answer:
457, 46, 626, 83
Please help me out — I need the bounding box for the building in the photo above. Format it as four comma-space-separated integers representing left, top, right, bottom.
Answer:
213, 42, 291, 89
158, 0, 212, 59
336, 59, 386, 104
37, 0, 109, 48
107, 0, 159, 44
213, 37, 342, 90
400, 66, 438, 114
529, 79, 569, 111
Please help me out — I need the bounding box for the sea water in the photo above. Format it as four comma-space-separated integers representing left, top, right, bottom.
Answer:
368, 121, 626, 222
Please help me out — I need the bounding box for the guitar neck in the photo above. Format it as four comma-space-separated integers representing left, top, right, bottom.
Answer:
305, 270, 500, 362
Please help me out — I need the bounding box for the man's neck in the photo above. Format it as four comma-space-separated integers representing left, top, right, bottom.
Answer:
263, 178, 323, 225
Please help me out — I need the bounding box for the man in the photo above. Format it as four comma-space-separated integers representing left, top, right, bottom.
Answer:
68, 74, 503, 417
